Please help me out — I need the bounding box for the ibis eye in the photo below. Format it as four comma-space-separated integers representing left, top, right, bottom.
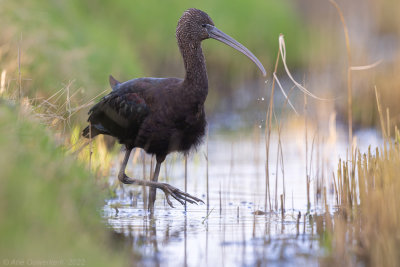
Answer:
202, 24, 207, 28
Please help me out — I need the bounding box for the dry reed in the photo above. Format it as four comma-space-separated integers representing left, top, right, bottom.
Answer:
322, 87, 400, 267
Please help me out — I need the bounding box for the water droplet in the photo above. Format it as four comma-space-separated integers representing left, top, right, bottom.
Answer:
258, 125, 262, 128
261, 97, 265, 101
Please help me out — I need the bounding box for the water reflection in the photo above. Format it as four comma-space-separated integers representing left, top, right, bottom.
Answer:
103, 130, 380, 266
104, 201, 320, 266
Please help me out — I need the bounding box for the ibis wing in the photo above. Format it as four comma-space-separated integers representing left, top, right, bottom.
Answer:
86, 88, 149, 138
83, 77, 182, 139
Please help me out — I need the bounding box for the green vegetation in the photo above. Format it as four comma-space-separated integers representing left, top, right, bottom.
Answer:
0, 0, 306, 118
0, 101, 129, 266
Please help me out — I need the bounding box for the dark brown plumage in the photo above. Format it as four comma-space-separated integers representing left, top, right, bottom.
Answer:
83, 8, 266, 213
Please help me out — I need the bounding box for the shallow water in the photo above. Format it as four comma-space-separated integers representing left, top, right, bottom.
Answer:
103, 129, 380, 266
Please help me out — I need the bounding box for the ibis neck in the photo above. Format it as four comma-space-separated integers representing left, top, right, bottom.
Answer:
180, 41, 208, 103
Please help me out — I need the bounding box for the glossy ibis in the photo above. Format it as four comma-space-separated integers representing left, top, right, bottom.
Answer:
82, 8, 266, 213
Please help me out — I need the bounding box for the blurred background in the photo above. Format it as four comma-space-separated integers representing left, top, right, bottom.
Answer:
2, 1, 400, 266
1, 0, 399, 134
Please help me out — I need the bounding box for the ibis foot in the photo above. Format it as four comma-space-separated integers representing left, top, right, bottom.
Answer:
157, 182, 204, 208
118, 173, 204, 209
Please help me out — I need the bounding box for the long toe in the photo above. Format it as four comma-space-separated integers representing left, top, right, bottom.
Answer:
159, 183, 204, 208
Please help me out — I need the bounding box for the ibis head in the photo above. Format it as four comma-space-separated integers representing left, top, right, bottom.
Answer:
176, 8, 266, 77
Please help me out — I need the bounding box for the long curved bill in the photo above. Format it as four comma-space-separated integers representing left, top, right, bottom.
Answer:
206, 24, 267, 77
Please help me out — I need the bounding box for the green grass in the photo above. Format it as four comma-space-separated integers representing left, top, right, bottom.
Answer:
0, 100, 130, 266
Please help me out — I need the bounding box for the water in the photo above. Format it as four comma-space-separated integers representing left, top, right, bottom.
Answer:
103, 129, 381, 266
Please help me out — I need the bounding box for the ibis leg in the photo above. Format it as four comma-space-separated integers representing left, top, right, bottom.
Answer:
118, 148, 132, 179
148, 161, 161, 213
117, 150, 203, 210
